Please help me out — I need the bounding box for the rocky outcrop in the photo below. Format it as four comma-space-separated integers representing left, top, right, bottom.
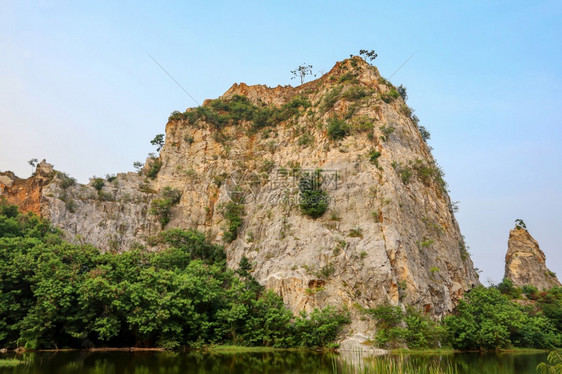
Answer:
0, 57, 479, 329
504, 226, 560, 289
0, 160, 53, 215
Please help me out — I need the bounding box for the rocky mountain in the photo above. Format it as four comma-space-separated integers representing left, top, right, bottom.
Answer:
0, 57, 479, 330
504, 225, 560, 290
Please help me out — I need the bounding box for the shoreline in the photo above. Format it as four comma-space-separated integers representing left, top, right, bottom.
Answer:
0, 346, 552, 354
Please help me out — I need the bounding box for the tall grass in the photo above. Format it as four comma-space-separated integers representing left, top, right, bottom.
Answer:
332, 354, 459, 374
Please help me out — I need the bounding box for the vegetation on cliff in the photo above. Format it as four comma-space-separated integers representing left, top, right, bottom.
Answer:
0, 202, 349, 350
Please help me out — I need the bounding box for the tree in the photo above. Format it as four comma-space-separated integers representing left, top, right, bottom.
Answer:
444, 286, 559, 350
28, 158, 38, 174
397, 84, 408, 101
359, 49, 378, 61
515, 218, 527, 230
92, 177, 105, 192
537, 350, 562, 374
133, 161, 143, 172
418, 125, 431, 142
291, 64, 315, 85
151, 134, 165, 152
0, 204, 351, 349
237, 256, 252, 277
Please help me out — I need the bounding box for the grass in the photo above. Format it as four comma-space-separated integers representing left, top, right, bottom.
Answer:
203, 345, 296, 353
334, 354, 460, 374
497, 347, 550, 354
389, 348, 457, 355
0, 359, 26, 367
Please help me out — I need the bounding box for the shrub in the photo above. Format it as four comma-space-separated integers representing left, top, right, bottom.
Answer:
401, 307, 444, 349
299, 171, 329, 219
392, 162, 412, 184
378, 77, 392, 87
297, 133, 314, 147
57, 172, 76, 189
348, 228, 363, 238
293, 306, 350, 348
315, 263, 335, 279
147, 158, 162, 180
458, 239, 469, 261
400, 104, 413, 117
105, 174, 117, 183
380, 125, 395, 141
252, 107, 275, 129
161, 186, 182, 204
391, 159, 447, 191
352, 116, 374, 133
522, 285, 539, 298
342, 86, 367, 100
366, 304, 444, 349
220, 201, 245, 243
322, 86, 343, 112
397, 85, 407, 101
149, 187, 182, 228
338, 72, 358, 84
327, 118, 350, 141
281, 96, 311, 116
417, 238, 434, 249
496, 278, 522, 299
97, 191, 114, 201
380, 88, 400, 103
368, 149, 381, 165
168, 110, 185, 122
92, 178, 104, 192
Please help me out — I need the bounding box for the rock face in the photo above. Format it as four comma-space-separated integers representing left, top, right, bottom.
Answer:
0, 57, 479, 328
0, 160, 53, 215
504, 227, 560, 289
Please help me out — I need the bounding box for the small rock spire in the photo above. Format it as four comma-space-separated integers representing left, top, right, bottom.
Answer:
504, 222, 560, 289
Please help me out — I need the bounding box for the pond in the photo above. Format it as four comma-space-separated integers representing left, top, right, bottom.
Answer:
0, 350, 549, 373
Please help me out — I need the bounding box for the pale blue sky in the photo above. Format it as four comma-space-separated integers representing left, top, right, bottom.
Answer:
1, 1, 560, 283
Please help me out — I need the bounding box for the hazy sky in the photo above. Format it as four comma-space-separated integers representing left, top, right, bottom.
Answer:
1, 1, 560, 283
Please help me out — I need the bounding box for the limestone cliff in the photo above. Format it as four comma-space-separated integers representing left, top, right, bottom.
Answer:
0, 57, 479, 328
504, 226, 560, 289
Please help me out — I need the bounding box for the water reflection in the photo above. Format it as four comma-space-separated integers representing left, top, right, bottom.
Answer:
0, 350, 549, 374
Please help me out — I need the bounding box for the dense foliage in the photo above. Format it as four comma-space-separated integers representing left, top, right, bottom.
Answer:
365, 284, 561, 351
168, 94, 310, 133
445, 286, 561, 350
0, 202, 349, 349
365, 304, 444, 349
